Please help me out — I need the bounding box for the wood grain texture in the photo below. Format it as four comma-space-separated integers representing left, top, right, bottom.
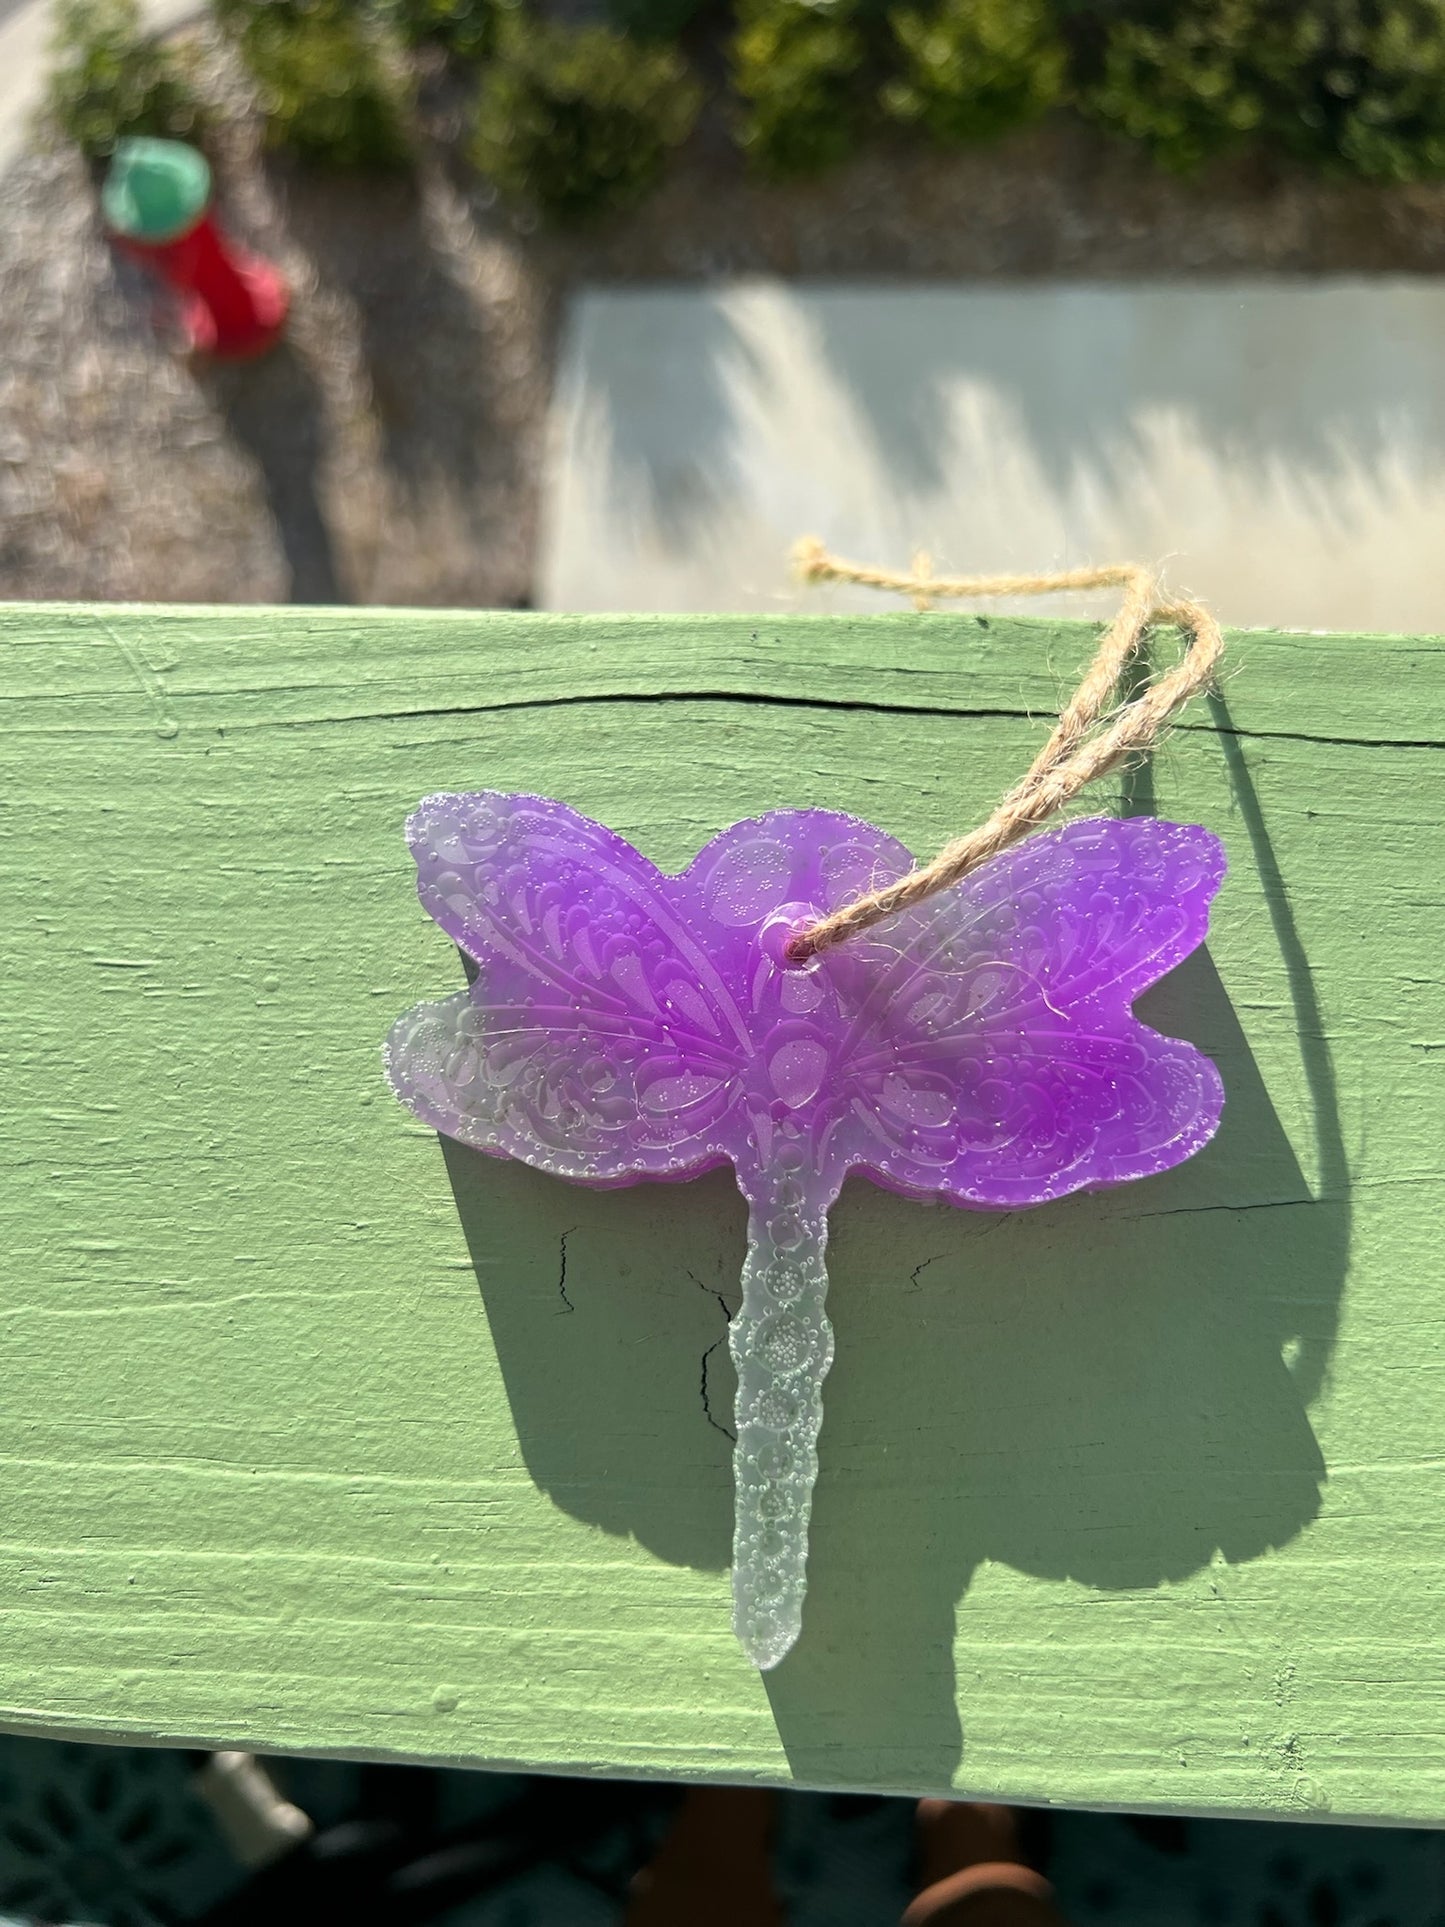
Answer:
1, 604, 1442, 1822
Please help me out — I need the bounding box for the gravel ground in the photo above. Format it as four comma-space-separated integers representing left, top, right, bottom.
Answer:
5, 42, 1445, 608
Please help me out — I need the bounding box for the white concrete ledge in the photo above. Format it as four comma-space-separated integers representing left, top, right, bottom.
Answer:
541, 279, 1445, 633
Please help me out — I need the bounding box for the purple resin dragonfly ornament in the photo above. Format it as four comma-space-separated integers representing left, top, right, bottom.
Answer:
385, 792, 1226, 1670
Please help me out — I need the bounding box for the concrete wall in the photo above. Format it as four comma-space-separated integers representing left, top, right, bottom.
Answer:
541, 280, 1445, 633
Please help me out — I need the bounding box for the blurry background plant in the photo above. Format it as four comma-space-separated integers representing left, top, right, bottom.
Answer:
1254, 0, 1445, 182
605, 0, 715, 43
376, 0, 502, 65
44, 0, 205, 157
212, 0, 414, 170
469, 16, 701, 223
731, 0, 880, 179
1070, 0, 1445, 181
883, 0, 1066, 147
1066, 0, 1268, 174
41, 0, 1445, 212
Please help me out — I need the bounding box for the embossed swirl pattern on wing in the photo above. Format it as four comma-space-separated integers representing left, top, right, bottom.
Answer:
390, 792, 754, 1185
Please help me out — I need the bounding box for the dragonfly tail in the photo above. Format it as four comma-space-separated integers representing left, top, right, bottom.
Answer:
728, 1196, 835, 1670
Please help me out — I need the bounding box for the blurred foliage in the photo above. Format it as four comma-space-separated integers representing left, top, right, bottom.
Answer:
884, 0, 1065, 146
1069, 0, 1267, 172
45, 0, 1445, 201
375, 0, 501, 64
732, 0, 878, 179
1256, 0, 1445, 182
470, 17, 701, 224
45, 0, 204, 157
214, 0, 413, 170
1073, 0, 1445, 180
606, 0, 714, 43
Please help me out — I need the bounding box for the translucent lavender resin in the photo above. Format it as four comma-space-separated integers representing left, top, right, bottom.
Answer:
385, 794, 1225, 1669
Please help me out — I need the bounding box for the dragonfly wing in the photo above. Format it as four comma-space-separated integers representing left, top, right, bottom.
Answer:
826, 816, 1226, 1206
386, 791, 752, 1183
840, 1016, 1224, 1207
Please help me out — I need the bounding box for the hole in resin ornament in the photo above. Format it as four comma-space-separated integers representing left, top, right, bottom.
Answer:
760, 904, 824, 973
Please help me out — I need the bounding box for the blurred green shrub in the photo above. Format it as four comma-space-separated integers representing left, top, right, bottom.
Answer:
214, 0, 413, 170
375, 0, 500, 64
883, 0, 1065, 146
1256, 0, 1445, 182
1073, 0, 1267, 173
1075, 0, 1445, 179
732, 0, 878, 179
45, 0, 204, 156
53, 0, 1445, 199
606, 0, 712, 43
470, 18, 700, 224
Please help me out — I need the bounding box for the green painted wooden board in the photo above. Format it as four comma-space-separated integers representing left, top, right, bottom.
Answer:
2, 604, 1442, 1824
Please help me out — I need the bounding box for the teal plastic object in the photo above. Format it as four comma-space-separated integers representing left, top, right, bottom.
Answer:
101, 137, 211, 244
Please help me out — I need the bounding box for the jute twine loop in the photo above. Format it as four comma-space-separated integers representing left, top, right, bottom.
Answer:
785, 538, 1225, 963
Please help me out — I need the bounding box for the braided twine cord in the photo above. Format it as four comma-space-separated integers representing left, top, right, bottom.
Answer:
786, 539, 1225, 964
